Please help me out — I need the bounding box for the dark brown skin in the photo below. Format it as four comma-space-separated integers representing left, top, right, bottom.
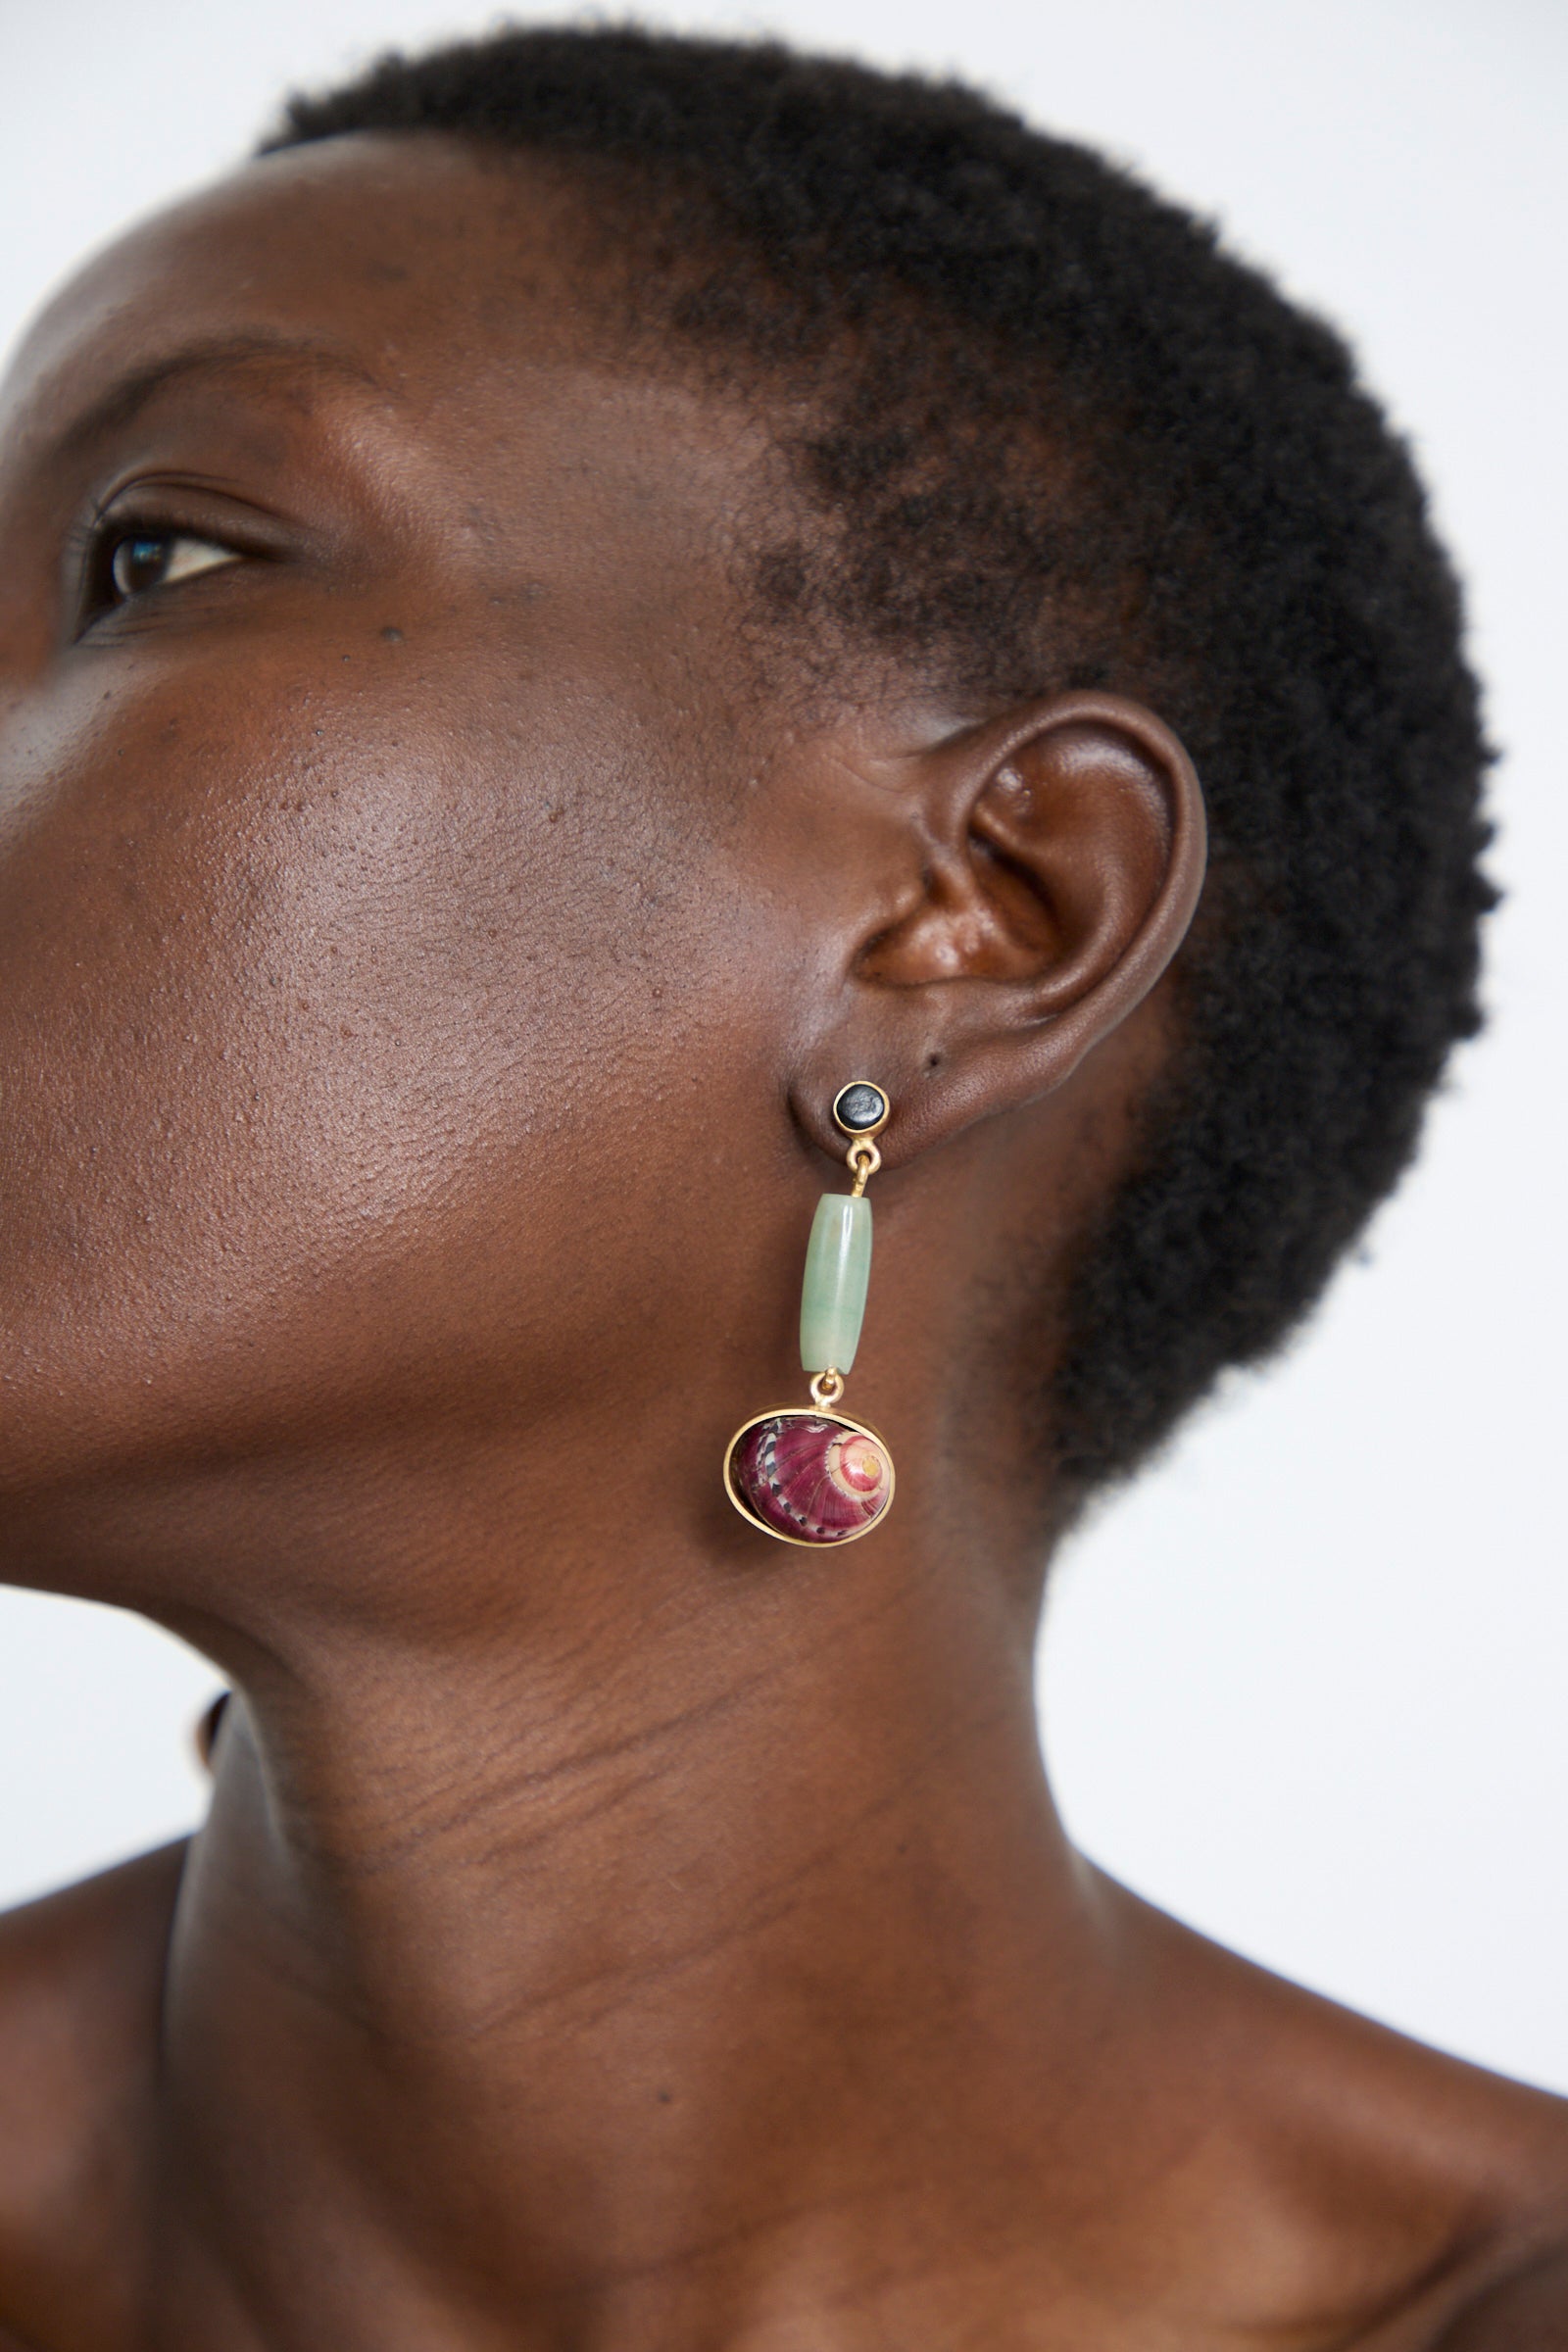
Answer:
0, 130, 1564, 2351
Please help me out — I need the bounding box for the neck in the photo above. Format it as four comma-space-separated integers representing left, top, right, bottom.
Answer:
151, 1469, 1124, 2346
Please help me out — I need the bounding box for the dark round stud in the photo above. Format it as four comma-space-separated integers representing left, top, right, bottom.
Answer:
832, 1081, 889, 1138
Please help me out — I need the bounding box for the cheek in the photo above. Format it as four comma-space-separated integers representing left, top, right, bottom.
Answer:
0, 655, 762, 1487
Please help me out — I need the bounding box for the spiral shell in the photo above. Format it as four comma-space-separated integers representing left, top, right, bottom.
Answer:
726, 1410, 894, 1544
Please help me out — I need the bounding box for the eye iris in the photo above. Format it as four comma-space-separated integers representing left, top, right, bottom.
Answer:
111, 535, 171, 598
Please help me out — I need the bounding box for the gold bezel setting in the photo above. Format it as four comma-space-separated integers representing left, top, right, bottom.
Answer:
830, 1080, 891, 1142
723, 1405, 896, 1547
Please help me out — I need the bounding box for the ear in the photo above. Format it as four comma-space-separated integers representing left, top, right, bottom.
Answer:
795, 692, 1205, 1165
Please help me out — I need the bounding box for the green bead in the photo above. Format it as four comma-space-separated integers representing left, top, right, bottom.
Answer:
800, 1194, 873, 1374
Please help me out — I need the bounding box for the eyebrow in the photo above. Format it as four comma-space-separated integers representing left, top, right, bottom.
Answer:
47, 333, 388, 466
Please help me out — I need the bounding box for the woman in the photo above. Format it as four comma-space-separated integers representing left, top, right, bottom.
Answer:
0, 24, 1562, 2346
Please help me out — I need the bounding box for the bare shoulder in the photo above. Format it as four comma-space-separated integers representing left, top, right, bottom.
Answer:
1102, 1876, 1568, 2348
0, 1841, 188, 2338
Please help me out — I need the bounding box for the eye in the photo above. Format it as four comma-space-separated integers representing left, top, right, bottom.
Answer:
107, 529, 240, 604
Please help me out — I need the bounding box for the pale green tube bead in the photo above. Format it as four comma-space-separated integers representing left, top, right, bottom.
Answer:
800, 1193, 873, 1374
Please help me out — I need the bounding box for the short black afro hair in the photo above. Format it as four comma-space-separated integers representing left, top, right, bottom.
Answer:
265, 24, 1494, 1500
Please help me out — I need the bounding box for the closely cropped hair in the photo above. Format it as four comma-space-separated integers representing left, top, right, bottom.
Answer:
267, 25, 1494, 1498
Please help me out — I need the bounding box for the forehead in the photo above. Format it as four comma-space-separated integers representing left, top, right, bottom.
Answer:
10, 135, 612, 412
0, 133, 773, 583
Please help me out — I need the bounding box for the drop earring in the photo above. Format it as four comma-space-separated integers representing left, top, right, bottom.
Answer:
723, 1081, 896, 1546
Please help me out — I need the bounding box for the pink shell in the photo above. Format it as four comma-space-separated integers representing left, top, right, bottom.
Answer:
730, 1412, 892, 1544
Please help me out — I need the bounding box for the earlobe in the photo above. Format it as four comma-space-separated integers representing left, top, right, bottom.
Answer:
798, 692, 1206, 1165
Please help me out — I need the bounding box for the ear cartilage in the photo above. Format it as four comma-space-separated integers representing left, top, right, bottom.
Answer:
722, 1084, 896, 1546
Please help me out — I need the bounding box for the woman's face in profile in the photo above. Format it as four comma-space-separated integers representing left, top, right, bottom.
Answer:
5, 30, 1565, 2351
0, 134, 888, 1591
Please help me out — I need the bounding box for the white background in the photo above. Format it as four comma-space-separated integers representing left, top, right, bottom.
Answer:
1, 0, 1564, 2088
